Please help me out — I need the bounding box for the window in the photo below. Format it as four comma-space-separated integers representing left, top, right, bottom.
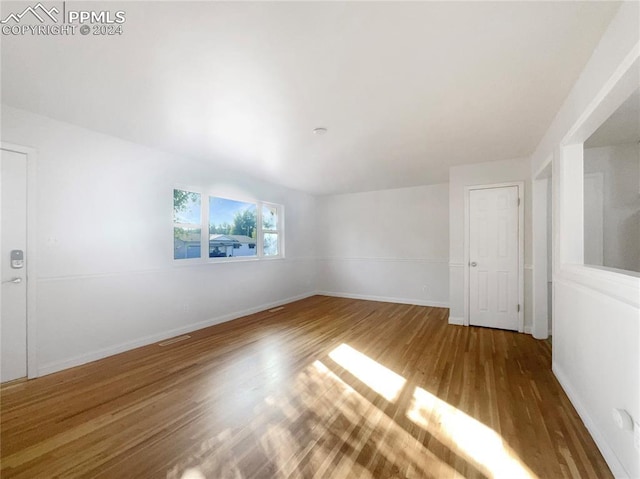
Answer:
261, 203, 281, 257
173, 189, 202, 260
173, 189, 283, 261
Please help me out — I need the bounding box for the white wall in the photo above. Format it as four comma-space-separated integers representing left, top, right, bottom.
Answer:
448, 157, 533, 328
316, 184, 449, 307
1, 105, 317, 376
546, 178, 553, 332
584, 143, 640, 273
530, 2, 640, 476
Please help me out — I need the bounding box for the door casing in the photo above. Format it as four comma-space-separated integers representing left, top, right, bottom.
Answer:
1, 143, 38, 379
464, 181, 524, 332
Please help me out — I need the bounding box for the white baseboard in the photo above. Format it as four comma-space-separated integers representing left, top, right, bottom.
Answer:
38, 291, 450, 377
448, 316, 464, 325
38, 292, 315, 377
552, 362, 629, 478
316, 291, 449, 309
524, 325, 553, 337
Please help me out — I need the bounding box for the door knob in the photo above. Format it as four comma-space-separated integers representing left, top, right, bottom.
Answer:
2, 277, 22, 284
470, 262, 478, 267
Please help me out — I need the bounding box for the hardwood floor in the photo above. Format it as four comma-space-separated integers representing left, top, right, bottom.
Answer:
1, 296, 611, 478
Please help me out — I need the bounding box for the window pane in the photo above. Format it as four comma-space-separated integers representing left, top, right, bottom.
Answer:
174, 227, 201, 260
262, 204, 278, 230
173, 189, 201, 224
209, 197, 257, 258
263, 233, 278, 256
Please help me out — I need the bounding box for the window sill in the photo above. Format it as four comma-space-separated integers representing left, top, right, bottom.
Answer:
173, 256, 285, 266
557, 263, 640, 308
207, 256, 260, 264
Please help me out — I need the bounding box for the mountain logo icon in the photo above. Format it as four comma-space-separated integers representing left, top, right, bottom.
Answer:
1, 3, 59, 24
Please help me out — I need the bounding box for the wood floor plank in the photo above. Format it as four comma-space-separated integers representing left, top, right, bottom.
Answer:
1, 296, 612, 478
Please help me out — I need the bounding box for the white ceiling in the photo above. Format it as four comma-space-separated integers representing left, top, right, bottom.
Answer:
1, 1, 620, 195
585, 89, 640, 148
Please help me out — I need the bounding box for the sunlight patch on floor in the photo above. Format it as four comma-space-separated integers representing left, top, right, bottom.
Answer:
407, 386, 538, 479
311, 359, 461, 477
328, 343, 406, 402
172, 348, 537, 479
180, 467, 205, 479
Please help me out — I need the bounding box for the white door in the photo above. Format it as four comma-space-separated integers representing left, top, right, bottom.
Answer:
469, 186, 520, 331
1, 148, 28, 382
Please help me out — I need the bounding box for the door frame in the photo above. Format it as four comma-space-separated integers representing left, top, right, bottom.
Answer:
532, 166, 551, 340
1, 142, 38, 379
464, 181, 524, 332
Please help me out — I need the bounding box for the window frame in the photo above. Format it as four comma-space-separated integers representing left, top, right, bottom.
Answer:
172, 188, 284, 263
